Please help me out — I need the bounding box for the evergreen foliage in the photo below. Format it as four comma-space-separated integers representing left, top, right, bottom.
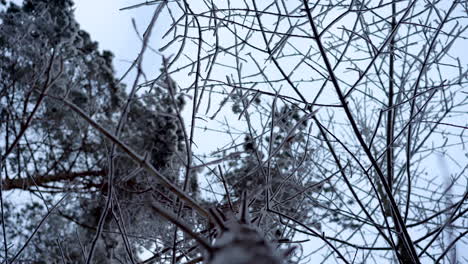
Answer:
0, 1, 191, 262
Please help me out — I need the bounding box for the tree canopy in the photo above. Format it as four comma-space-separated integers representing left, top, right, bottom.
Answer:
0, 1, 191, 262
1, 0, 467, 263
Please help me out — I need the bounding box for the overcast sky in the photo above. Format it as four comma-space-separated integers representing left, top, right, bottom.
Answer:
74, 0, 166, 83
67, 2, 468, 261
0, 1, 465, 262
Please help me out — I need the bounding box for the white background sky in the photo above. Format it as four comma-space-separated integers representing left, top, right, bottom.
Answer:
74, 1, 250, 158
0, 0, 459, 262
72, 1, 467, 262
74, 1, 165, 84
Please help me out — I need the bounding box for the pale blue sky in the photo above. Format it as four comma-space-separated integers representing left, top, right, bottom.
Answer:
53, 1, 468, 262
74, 0, 165, 82
1, 1, 465, 262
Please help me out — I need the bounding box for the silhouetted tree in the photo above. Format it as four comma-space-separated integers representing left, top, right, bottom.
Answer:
1, 0, 467, 263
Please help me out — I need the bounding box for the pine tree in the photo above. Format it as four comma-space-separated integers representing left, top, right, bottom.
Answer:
0, 1, 192, 262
